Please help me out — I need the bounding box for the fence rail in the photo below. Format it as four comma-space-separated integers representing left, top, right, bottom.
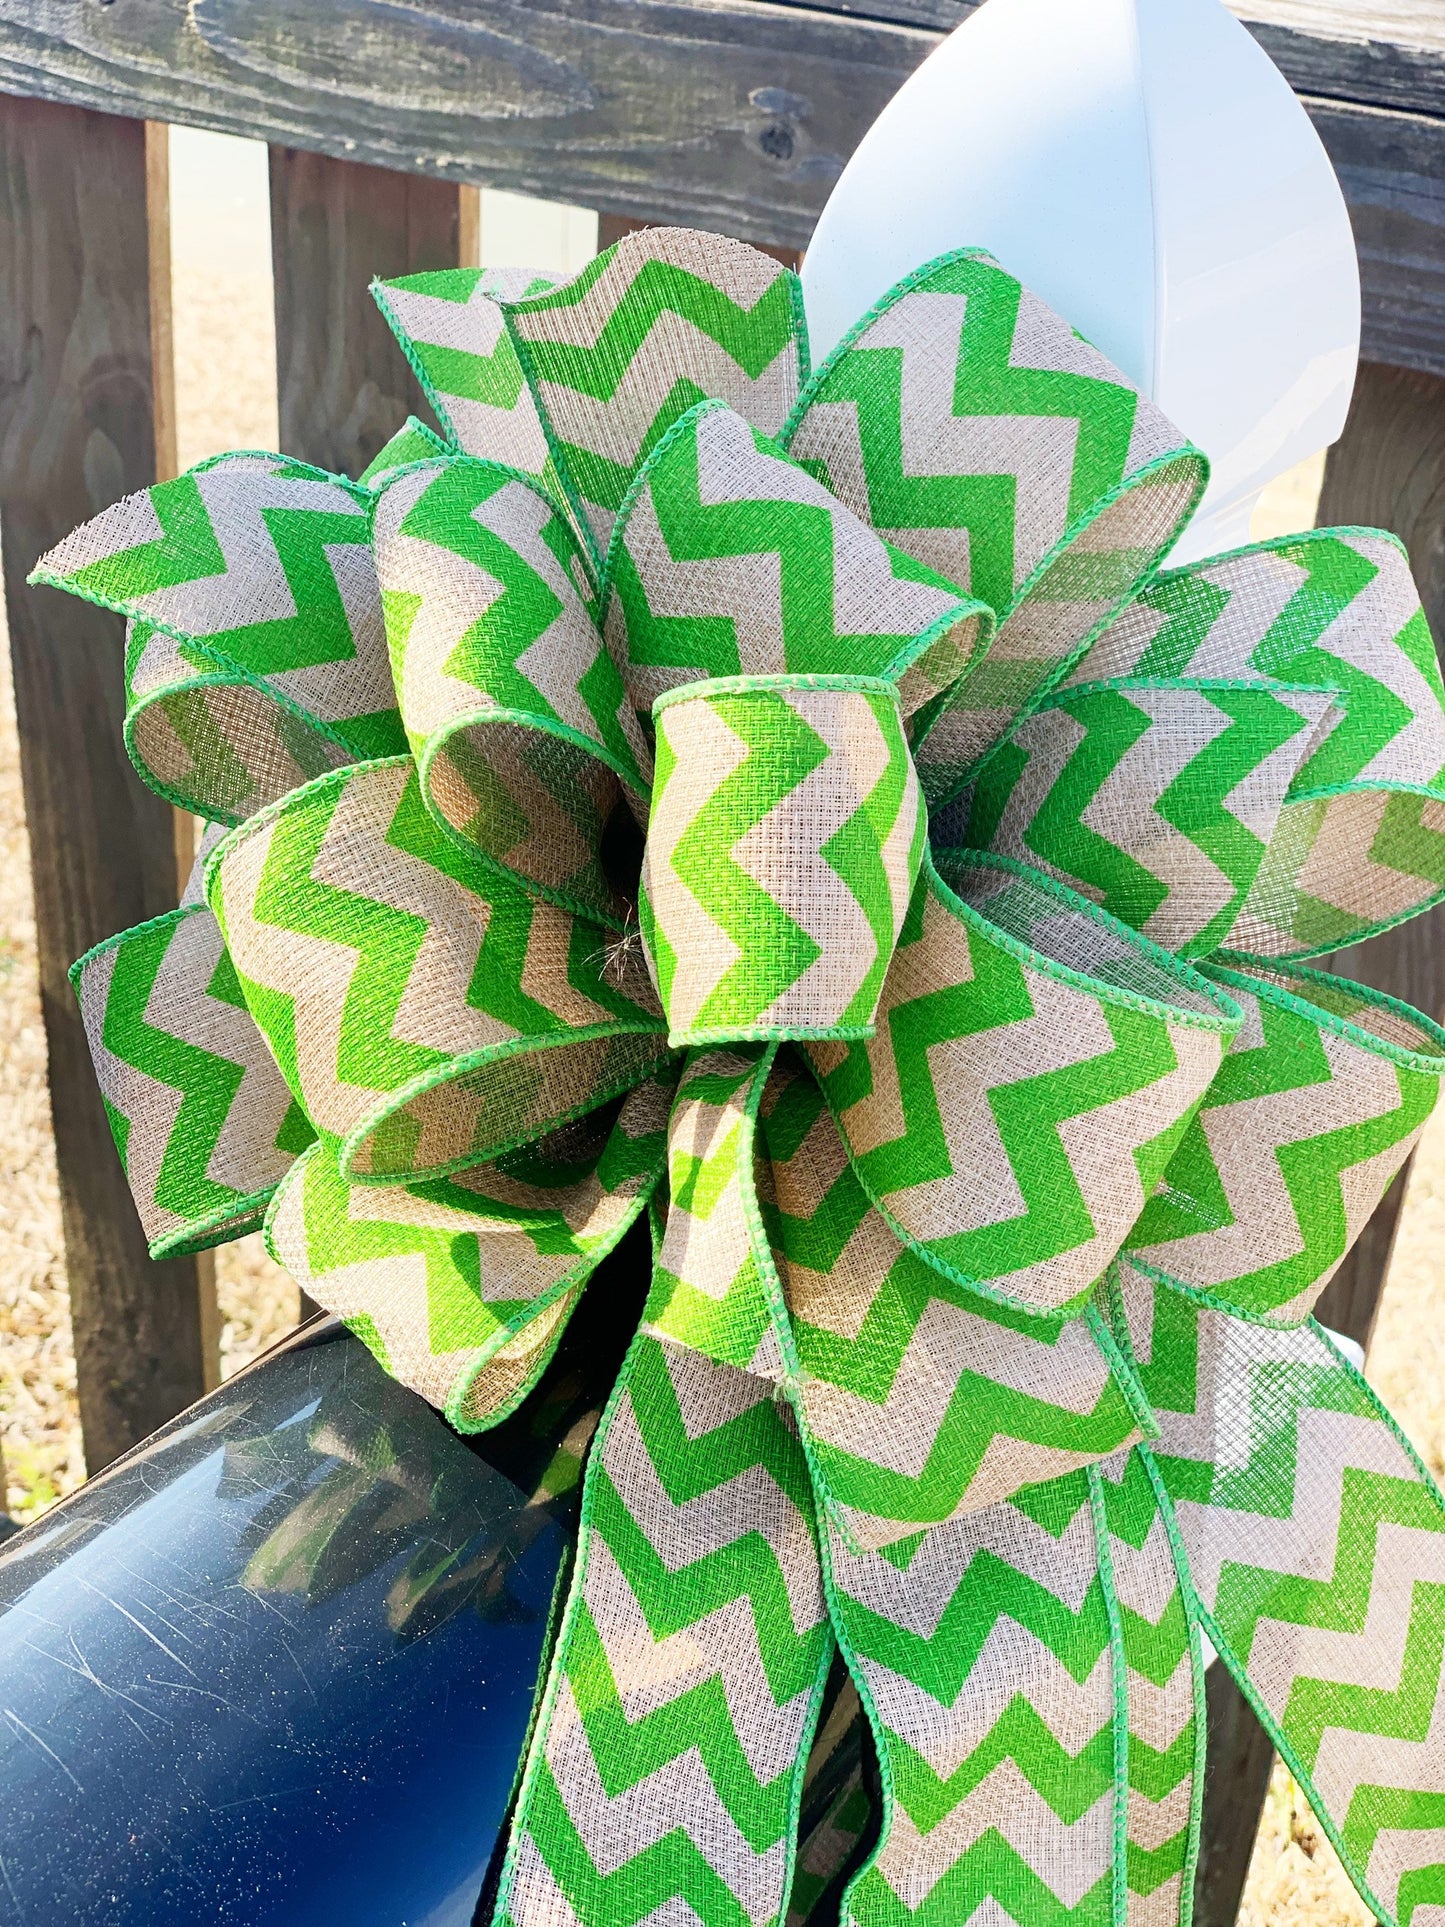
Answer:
1, 3, 1444, 1918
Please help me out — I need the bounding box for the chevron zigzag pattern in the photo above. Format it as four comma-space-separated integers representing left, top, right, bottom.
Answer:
1068, 529, 1445, 957
33, 453, 406, 821
782, 250, 1207, 800
372, 452, 649, 923
761, 1061, 1143, 1545
806, 860, 1237, 1315
72, 902, 313, 1256
641, 677, 924, 1046
207, 756, 670, 1183
30, 219, 1445, 1927
1127, 960, 1445, 1321
826, 1469, 1120, 1927
644, 1046, 788, 1380
957, 676, 1338, 956
497, 1331, 832, 1927
371, 267, 559, 479
1096, 1445, 1203, 1927
1116, 1263, 1445, 1927
381, 229, 807, 561
505, 227, 807, 556
603, 400, 992, 723
266, 1075, 671, 1427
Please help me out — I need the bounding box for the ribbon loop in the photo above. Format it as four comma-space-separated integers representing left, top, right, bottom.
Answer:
601, 399, 992, 722
70, 899, 314, 1257
206, 757, 670, 1185
762, 1059, 1147, 1546
1119, 1264, 1445, 1926
266, 1073, 673, 1430
33, 453, 405, 823
643, 1044, 786, 1375
371, 453, 650, 924
376, 227, 809, 563
641, 676, 925, 1047
950, 674, 1340, 957
1070, 529, 1445, 957
1126, 959, 1445, 1324
808, 856, 1241, 1317
782, 249, 1208, 802
825, 1467, 1124, 1927
32, 221, 1445, 1927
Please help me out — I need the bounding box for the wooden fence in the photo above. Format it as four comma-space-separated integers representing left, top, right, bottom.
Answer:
1, 0, 1443, 1915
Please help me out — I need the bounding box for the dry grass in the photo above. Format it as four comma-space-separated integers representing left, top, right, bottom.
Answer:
1, 137, 1442, 1922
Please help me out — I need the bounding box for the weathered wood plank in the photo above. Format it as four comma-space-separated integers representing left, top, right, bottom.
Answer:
1312, 100, 1445, 383
0, 0, 927, 249
1313, 358, 1445, 1351
0, 95, 214, 1472
269, 150, 466, 1312
270, 148, 463, 477
1194, 1661, 1276, 1927
1, 2, 1443, 373
756, 0, 1445, 118
1194, 362, 1445, 1926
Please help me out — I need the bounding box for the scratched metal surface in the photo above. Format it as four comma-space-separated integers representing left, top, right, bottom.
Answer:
0, 1219, 872, 1925
0, 1250, 642, 1926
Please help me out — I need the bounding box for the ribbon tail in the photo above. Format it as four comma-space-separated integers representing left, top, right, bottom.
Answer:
494, 1329, 834, 1927
822, 1468, 1126, 1927
1099, 1445, 1210, 1927
1132, 1268, 1445, 1927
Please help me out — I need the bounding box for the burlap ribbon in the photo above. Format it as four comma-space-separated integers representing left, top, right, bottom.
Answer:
36, 229, 1445, 1927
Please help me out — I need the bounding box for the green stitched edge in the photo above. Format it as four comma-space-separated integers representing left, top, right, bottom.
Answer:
487, 1311, 837, 1927
934, 852, 1243, 1035
361, 416, 453, 487
1088, 1463, 1133, 1927
415, 710, 642, 933
1086, 1301, 1161, 1443
339, 1030, 675, 1189
1150, 521, 1412, 583
810, 856, 1242, 1326
1039, 672, 1344, 706
369, 279, 477, 474
187, 448, 376, 503
933, 446, 1212, 805
650, 670, 903, 717
24, 576, 368, 819
595, 394, 731, 624
69, 900, 211, 988
1204, 959, 1445, 1074
778, 245, 996, 445
822, 1509, 904, 1927
1136, 1442, 1209, 1927
150, 1187, 276, 1259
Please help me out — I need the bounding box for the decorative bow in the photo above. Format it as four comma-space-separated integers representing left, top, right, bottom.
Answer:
36, 228, 1445, 1927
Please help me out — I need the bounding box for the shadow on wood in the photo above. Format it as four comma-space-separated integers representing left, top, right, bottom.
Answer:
1316, 359, 1445, 1351
270, 149, 465, 479
0, 95, 212, 1471
1192, 354, 1445, 1927
1195, 1660, 1278, 1927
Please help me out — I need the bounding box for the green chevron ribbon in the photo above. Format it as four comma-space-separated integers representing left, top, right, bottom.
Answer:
35, 226, 1445, 1927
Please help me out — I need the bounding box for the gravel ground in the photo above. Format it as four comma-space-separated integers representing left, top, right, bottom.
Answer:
1, 129, 1441, 1922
